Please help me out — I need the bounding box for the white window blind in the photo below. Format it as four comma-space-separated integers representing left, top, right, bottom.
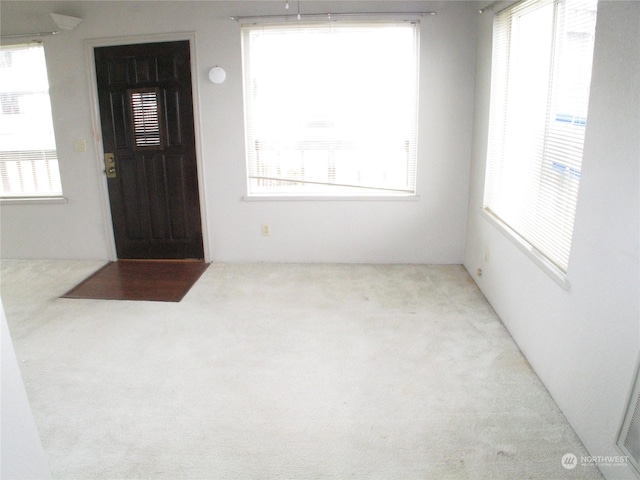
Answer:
130, 89, 163, 148
241, 22, 420, 196
484, 0, 598, 272
0, 43, 63, 198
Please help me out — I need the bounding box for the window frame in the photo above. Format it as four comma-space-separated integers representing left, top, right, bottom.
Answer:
482, 0, 598, 287
0, 42, 64, 201
240, 20, 421, 199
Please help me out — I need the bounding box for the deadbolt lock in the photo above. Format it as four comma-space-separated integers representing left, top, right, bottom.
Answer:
104, 153, 116, 178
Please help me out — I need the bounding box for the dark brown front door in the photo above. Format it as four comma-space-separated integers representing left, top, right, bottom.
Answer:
94, 40, 204, 259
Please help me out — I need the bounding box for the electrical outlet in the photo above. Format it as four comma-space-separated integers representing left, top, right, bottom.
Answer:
262, 223, 271, 236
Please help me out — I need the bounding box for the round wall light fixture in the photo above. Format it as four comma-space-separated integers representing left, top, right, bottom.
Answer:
208, 66, 226, 84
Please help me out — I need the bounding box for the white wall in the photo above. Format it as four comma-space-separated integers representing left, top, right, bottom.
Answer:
464, 2, 640, 479
3, 1, 640, 476
1, 300, 52, 480
0, 1, 477, 264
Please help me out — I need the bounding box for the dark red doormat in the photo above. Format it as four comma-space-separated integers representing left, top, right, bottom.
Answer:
61, 260, 209, 302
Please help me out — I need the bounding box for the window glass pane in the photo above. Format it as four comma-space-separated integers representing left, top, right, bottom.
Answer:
484, 0, 597, 272
130, 89, 163, 148
0, 43, 63, 197
242, 22, 420, 196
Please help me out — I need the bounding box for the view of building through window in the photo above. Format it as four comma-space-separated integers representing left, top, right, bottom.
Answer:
0, 43, 62, 198
242, 22, 420, 196
484, 0, 598, 273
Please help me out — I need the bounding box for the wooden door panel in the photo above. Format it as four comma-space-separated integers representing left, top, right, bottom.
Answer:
110, 93, 129, 148
156, 56, 179, 82
95, 41, 203, 259
107, 60, 132, 84
121, 154, 147, 240
146, 156, 169, 240
163, 88, 183, 146
165, 154, 190, 238
115, 154, 193, 241
105, 56, 178, 85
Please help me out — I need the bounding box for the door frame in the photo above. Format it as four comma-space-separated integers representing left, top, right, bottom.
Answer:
84, 32, 210, 262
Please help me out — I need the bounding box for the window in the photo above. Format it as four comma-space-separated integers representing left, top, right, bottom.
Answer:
484, 0, 598, 273
130, 88, 164, 149
0, 43, 63, 198
241, 21, 420, 197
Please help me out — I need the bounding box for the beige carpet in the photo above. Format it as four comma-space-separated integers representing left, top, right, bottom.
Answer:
1, 260, 603, 479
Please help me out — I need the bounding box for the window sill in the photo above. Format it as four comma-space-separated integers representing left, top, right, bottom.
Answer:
0, 196, 68, 205
481, 209, 571, 291
243, 195, 420, 202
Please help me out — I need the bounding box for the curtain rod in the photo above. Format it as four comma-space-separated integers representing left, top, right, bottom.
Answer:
231, 12, 436, 22
478, 1, 501, 13
1, 31, 58, 39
